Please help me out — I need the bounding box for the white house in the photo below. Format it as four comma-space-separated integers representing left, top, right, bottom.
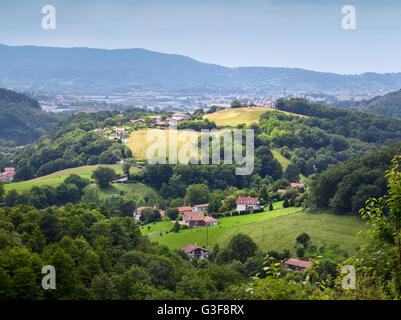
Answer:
192, 203, 209, 212
179, 244, 209, 261
133, 206, 151, 221
115, 128, 127, 136
236, 197, 261, 212
172, 113, 190, 121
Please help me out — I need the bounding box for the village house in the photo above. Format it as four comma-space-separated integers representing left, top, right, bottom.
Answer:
192, 203, 208, 212
0, 168, 16, 182
177, 206, 193, 214
284, 258, 313, 271
236, 197, 261, 212
182, 211, 218, 227
148, 115, 161, 123
179, 243, 209, 261
133, 206, 152, 221
172, 112, 190, 121
130, 119, 145, 125
157, 121, 169, 127
291, 182, 305, 188
115, 128, 127, 136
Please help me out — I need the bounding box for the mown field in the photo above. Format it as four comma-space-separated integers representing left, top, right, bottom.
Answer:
152, 207, 368, 260
204, 107, 308, 127
4, 164, 131, 192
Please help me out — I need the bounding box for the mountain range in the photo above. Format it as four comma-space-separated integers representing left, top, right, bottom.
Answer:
1, 44, 401, 95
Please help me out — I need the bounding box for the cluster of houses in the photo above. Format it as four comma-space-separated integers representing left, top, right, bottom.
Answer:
0, 168, 15, 182
94, 112, 191, 143
131, 112, 190, 126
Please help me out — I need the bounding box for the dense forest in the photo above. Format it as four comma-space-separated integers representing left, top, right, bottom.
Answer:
0, 88, 62, 147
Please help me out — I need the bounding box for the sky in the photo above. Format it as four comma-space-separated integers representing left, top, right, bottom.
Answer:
0, 0, 400, 74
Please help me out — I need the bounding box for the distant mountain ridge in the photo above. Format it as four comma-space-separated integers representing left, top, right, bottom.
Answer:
1, 44, 401, 95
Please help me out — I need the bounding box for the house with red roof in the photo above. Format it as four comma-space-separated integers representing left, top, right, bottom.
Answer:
179, 243, 209, 261
182, 211, 218, 227
133, 206, 152, 221
284, 258, 313, 271
0, 167, 15, 182
236, 197, 261, 212
290, 183, 305, 188
177, 206, 193, 213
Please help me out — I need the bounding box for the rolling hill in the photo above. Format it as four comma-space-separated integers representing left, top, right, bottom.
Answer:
0, 88, 61, 146
352, 89, 401, 118
2, 44, 401, 95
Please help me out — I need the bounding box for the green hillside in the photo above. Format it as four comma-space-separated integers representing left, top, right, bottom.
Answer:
152, 207, 367, 260
4, 164, 124, 192
0, 88, 61, 146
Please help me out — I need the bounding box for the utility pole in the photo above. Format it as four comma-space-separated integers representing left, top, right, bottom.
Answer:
206, 224, 209, 249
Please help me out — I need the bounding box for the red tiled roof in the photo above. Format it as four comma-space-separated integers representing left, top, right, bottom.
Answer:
291, 183, 305, 188
284, 258, 313, 269
178, 206, 193, 212
236, 197, 259, 205
277, 189, 287, 193
183, 212, 205, 221
204, 216, 218, 223
179, 244, 208, 254
136, 206, 151, 212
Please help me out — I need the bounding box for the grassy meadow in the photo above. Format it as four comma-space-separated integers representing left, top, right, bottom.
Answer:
4, 164, 129, 192
152, 207, 367, 261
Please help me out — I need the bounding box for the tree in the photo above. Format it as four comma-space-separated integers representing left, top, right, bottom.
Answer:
230, 100, 242, 108
216, 233, 258, 264
92, 167, 116, 188
0, 181, 4, 201
269, 203, 273, 211
166, 208, 179, 221
123, 162, 132, 179
208, 195, 221, 214
283, 199, 289, 208
296, 232, 311, 248
184, 184, 210, 206
173, 221, 180, 233
259, 184, 271, 205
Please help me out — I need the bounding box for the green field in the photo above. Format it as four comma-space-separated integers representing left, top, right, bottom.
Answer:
271, 149, 291, 170
4, 164, 127, 192
98, 181, 157, 198
152, 207, 367, 259
141, 221, 175, 237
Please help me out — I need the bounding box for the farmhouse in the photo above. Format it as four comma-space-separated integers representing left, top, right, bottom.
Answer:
115, 128, 127, 136
182, 212, 207, 227
291, 183, 305, 188
192, 203, 208, 212
172, 113, 190, 121
133, 206, 152, 221
182, 211, 218, 227
177, 206, 193, 214
179, 244, 209, 261
236, 197, 261, 212
130, 119, 145, 124
148, 116, 161, 123
0, 167, 15, 182
284, 258, 313, 271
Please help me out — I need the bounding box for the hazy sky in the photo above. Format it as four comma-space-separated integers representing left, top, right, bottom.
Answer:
0, 0, 400, 74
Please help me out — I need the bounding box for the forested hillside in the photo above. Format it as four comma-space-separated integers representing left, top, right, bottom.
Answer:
0, 88, 61, 146
12, 111, 135, 181
307, 141, 401, 215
